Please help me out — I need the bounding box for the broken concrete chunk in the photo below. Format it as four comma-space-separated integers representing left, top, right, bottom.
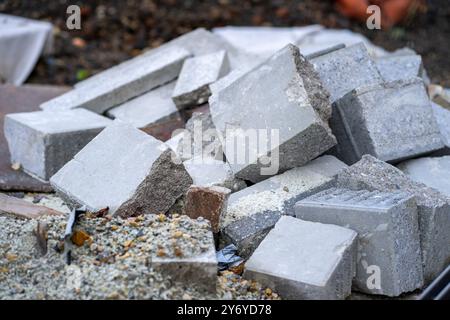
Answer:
296, 188, 423, 296
183, 157, 246, 192
244, 216, 357, 300
310, 43, 383, 103
210, 44, 336, 182
40, 46, 191, 114
172, 51, 230, 109
221, 155, 347, 257
50, 121, 192, 217
331, 78, 444, 164
185, 185, 231, 233
431, 102, 450, 155
106, 81, 179, 130
398, 156, 450, 197
375, 54, 426, 83
4, 109, 112, 181
336, 155, 450, 283
75, 28, 228, 90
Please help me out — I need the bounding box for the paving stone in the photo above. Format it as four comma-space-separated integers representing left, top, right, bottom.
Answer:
40, 46, 191, 114
185, 185, 231, 233
210, 44, 336, 182
4, 109, 112, 181
296, 188, 423, 296
0, 84, 69, 192
75, 28, 228, 89
431, 102, 450, 155
106, 81, 179, 130
221, 155, 347, 258
244, 216, 357, 300
172, 51, 230, 109
331, 78, 444, 165
375, 54, 426, 83
50, 120, 192, 217
336, 155, 450, 283
309, 43, 383, 103
398, 156, 450, 197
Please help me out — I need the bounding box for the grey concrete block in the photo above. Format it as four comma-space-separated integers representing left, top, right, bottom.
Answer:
4, 109, 111, 181
106, 81, 179, 130
375, 54, 426, 83
431, 102, 450, 155
210, 44, 336, 182
75, 28, 227, 89
50, 120, 192, 217
221, 155, 347, 258
40, 46, 191, 114
310, 43, 383, 103
244, 216, 357, 300
336, 155, 450, 283
296, 188, 423, 296
398, 156, 450, 197
172, 51, 230, 109
331, 78, 444, 164
152, 229, 217, 293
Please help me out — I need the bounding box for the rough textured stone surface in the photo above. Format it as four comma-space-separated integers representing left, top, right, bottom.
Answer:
50, 121, 192, 217
40, 46, 190, 114
4, 109, 111, 181
185, 185, 231, 233
296, 188, 423, 296
221, 155, 347, 258
375, 54, 425, 83
431, 102, 450, 156
210, 44, 336, 182
244, 216, 357, 300
75, 28, 228, 89
336, 155, 450, 283
310, 43, 383, 103
331, 78, 444, 165
106, 81, 179, 129
172, 51, 230, 109
398, 156, 450, 197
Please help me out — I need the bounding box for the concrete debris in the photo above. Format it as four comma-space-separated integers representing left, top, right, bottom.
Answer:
221, 155, 347, 258
375, 54, 427, 83
172, 51, 230, 109
106, 81, 179, 131
4, 109, 112, 181
244, 216, 357, 300
50, 121, 192, 217
185, 185, 231, 233
40, 46, 191, 114
431, 102, 450, 155
331, 78, 444, 164
210, 44, 336, 182
398, 156, 450, 197
296, 188, 423, 296
310, 43, 383, 103
336, 155, 450, 283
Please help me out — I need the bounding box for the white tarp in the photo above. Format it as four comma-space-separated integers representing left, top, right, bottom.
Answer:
0, 14, 53, 85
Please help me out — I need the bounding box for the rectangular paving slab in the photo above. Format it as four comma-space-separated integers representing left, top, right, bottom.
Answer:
210, 44, 336, 182
5, 109, 112, 181
309, 43, 383, 103
244, 216, 357, 300
375, 54, 426, 83
40, 46, 190, 114
50, 120, 192, 217
221, 155, 347, 258
106, 81, 179, 130
331, 78, 444, 164
296, 188, 423, 296
336, 155, 450, 283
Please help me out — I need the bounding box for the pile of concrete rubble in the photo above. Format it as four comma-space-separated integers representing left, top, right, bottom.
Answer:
1, 27, 450, 300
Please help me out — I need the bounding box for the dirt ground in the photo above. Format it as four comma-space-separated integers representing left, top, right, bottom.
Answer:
1, 0, 449, 87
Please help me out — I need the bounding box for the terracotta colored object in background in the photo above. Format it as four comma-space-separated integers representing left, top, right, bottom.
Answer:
336, 0, 418, 28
